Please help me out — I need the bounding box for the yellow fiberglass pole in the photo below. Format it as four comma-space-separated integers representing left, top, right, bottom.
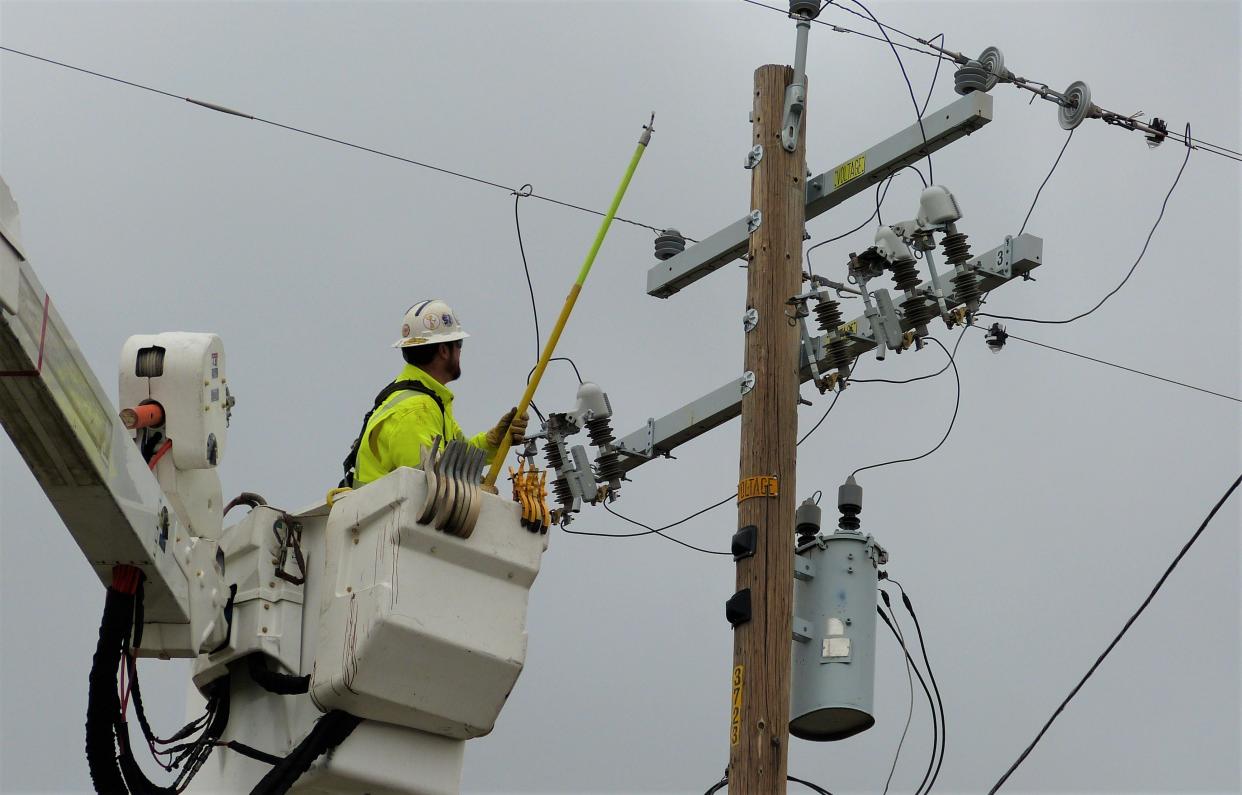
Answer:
483, 116, 655, 488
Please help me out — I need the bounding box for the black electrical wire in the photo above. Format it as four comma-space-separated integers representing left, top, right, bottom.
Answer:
880, 589, 917, 795
878, 604, 939, 795
0, 45, 676, 238
578, 500, 732, 556
852, 330, 957, 385
739, 0, 950, 63
525, 357, 584, 386
918, 33, 946, 116
251, 710, 363, 795
806, 165, 925, 276
513, 184, 541, 363
981, 123, 1192, 325
703, 774, 834, 794
851, 332, 962, 478
838, 0, 933, 183
788, 774, 834, 794
797, 354, 862, 445
885, 579, 946, 795
977, 326, 1240, 404
1018, 129, 1074, 236
988, 473, 1242, 793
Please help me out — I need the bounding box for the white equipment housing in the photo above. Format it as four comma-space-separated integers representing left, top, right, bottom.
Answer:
189, 468, 548, 793
312, 467, 546, 737
120, 332, 229, 540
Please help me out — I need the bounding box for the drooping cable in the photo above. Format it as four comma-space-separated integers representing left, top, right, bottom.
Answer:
975, 326, 1240, 404
988, 473, 1242, 793
981, 125, 1191, 325
885, 579, 947, 794
513, 184, 541, 363
851, 332, 963, 478
1018, 129, 1074, 236
878, 603, 939, 795
0, 45, 678, 238
703, 773, 834, 794
562, 499, 732, 556
838, 0, 933, 183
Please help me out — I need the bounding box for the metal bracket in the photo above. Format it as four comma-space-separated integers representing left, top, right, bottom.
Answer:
743, 308, 758, 333
744, 145, 764, 170
794, 556, 814, 581
792, 616, 813, 643
747, 210, 762, 235
740, 371, 756, 395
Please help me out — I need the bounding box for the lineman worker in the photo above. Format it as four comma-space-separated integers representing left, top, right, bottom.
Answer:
340, 299, 528, 488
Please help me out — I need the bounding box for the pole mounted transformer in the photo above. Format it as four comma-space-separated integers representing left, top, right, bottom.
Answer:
790, 477, 886, 742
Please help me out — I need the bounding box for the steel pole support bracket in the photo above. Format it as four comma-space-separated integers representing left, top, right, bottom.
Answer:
744, 145, 764, 170
747, 210, 763, 235
740, 371, 756, 395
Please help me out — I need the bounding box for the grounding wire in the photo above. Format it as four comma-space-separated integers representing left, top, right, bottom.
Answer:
878, 603, 939, 795
880, 588, 918, 795
1018, 129, 1074, 236
0, 44, 677, 238
885, 578, 947, 795
981, 125, 1191, 325
850, 331, 964, 478
987, 472, 1242, 793
976, 326, 1241, 404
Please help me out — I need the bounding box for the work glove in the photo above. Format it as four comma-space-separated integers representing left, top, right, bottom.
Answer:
486, 407, 529, 448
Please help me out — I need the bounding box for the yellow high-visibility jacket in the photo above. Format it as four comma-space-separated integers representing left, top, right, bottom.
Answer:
353, 364, 496, 487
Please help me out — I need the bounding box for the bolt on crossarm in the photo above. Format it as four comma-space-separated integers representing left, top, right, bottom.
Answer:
482, 117, 654, 489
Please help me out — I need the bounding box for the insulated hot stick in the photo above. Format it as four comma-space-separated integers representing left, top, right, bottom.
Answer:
483, 116, 655, 488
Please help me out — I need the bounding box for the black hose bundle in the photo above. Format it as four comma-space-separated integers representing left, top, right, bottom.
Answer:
247, 654, 310, 696
86, 566, 231, 794
250, 710, 362, 795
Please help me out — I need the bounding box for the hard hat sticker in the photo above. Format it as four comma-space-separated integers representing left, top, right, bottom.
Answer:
423, 314, 440, 330
442, 314, 454, 326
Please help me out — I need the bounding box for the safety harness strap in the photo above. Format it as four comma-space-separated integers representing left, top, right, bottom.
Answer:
340, 379, 446, 488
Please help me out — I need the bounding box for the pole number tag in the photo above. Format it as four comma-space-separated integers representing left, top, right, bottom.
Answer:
737, 475, 779, 503
730, 665, 744, 746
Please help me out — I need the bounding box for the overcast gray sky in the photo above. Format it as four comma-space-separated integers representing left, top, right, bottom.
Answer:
1, 1, 1239, 793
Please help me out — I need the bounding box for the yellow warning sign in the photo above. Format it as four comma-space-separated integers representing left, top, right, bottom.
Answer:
737, 475, 779, 503
730, 665, 744, 746
832, 153, 867, 189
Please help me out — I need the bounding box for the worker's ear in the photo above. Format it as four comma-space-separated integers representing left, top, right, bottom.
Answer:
437, 342, 453, 363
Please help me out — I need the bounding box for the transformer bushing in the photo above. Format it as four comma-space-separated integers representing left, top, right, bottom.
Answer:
790, 478, 887, 742
654, 229, 686, 261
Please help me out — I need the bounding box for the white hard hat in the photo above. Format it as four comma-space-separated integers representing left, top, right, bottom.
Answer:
392, 299, 471, 348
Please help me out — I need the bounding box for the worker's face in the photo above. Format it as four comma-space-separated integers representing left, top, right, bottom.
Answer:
444, 340, 462, 382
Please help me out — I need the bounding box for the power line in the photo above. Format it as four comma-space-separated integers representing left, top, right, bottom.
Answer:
851, 331, 965, 478
838, 0, 934, 183
884, 579, 947, 795
741, 4, 1242, 166
976, 327, 1241, 404
0, 44, 679, 238
558, 494, 734, 556
987, 472, 1242, 793
1018, 129, 1074, 236
877, 603, 940, 795
981, 125, 1191, 325
880, 591, 917, 795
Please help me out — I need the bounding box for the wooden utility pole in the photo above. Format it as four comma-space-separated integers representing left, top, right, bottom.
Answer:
729, 64, 806, 793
